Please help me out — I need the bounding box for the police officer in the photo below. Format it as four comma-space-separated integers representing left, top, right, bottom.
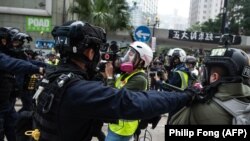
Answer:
169, 48, 250, 124
0, 27, 44, 141
0, 51, 44, 141
105, 41, 153, 141
7, 30, 44, 112
32, 21, 196, 141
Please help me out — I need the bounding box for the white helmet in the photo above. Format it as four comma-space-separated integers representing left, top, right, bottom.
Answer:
129, 41, 153, 67
167, 48, 186, 62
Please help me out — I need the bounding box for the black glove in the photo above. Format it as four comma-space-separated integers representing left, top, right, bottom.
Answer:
149, 116, 162, 129
184, 87, 204, 106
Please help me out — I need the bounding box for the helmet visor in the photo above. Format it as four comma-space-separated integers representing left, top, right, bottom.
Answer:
121, 47, 139, 65
12, 40, 23, 47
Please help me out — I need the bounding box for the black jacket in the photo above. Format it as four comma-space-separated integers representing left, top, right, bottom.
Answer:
0, 51, 40, 74
0, 52, 41, 105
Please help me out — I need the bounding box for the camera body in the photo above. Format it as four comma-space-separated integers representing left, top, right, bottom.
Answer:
149, 71, 157, 77
100, 41, 119, 62
149, 70, 164, 77
98, 41, 120, 72
101, 52, 117, 62
157, 70, 164, 78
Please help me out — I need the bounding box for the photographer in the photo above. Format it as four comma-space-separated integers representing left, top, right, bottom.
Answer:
184, 55, 199, 86
149, 60, 167, 91
153, 48, 192, 92
153, 70, 168, 91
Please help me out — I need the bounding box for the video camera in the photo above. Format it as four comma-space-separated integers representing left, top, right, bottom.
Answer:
149, 70, 165, 79
97, 41, 120, 72
100, 41, 119, 62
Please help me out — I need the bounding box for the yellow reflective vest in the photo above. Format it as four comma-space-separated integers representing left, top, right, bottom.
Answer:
47, 59, 59, 65
176, 70, 189, 90
109, 69, 147, 136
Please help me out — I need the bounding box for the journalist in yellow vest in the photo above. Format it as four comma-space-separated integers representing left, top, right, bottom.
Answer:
105, 41, 153, 141
154, 48, 190, 92
47, 53, 59, 65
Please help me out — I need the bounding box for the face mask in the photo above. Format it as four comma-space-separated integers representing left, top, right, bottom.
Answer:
116, 48, 138, 73
120, 62, 134, 73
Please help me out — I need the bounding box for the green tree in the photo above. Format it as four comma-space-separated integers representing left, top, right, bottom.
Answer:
238, 0, 250, 35
227, 0, 250, 35
188, 0, 250, 35
186, 22, 202, 32
228, 17, 240, 34
69, 0, 130, 32
200, 15, 222, 33
69, 0, 91, 20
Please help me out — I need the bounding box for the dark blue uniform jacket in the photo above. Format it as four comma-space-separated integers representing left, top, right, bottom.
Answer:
0, 52, 40, 74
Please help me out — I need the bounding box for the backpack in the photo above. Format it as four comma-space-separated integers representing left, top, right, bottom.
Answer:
213, 98, 250, 125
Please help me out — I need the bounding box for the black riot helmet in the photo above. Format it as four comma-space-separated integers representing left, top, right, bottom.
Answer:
7, 27, 20, 37
0, 27, 9, 47
11, 32, 33, 47
52, 21, 106, 57
52, 20, 107, 75
0, 27, 10, 40
0, 27, 20, 46
201, 48, 250, 86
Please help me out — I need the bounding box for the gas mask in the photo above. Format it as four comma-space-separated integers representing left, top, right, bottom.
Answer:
116, 47, 139, 73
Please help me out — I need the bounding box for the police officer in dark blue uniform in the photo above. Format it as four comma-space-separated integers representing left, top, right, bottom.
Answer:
32, 21, 196, 141
0, 51, 44, 141
0, 27, 44, 141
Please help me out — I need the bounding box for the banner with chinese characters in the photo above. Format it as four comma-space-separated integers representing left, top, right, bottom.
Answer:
26, 16, 52, 32
168, 30, 241, 45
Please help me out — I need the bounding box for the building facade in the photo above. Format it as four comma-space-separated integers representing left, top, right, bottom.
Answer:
189, 0, 224, 27
126, 0, 158, 27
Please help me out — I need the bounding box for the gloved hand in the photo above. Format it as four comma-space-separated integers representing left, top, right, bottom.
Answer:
184, 86, 204, 106
39, 67, 45, 75
150, 115, 162, 129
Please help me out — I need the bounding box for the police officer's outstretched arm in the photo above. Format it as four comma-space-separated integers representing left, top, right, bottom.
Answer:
0, 51, 43, 74
63, 81, 192, 120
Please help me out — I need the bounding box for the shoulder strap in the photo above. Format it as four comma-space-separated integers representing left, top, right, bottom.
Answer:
212, 97, 250, 117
